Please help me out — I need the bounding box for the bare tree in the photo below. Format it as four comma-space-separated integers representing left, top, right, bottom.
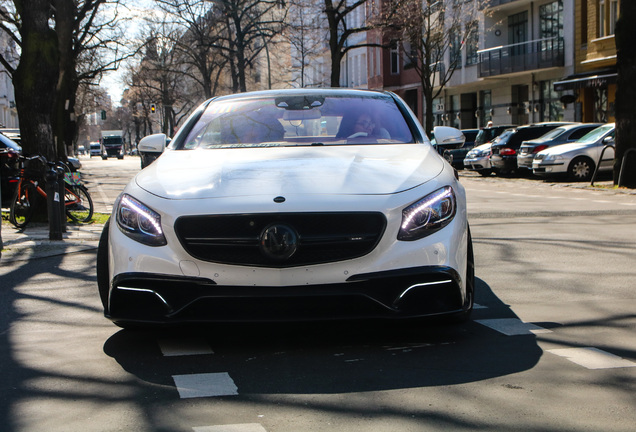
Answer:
154, 0, 228, 99
323, 0, 385, 87
614, 0, 636, 188
383, 0, 478, 133
0, 1, 59, 158
214, 0, 287, 93
286, 0, 327, 87
0, 0, 133, 159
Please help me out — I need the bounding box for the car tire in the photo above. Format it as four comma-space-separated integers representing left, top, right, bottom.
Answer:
478, 169, 493, 177
568, 156, 595, 182
97, 219, 110, 310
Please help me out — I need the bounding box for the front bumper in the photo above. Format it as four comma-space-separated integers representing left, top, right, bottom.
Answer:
532, 161, 566, 176
106, 266, 468, 325
517, 153, 534, 170
463, 155, 491, 171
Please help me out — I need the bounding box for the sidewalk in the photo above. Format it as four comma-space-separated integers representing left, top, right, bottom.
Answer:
1, 219, 105, 262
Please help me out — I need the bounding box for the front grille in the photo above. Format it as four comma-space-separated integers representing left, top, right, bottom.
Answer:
175, 212, 387, 267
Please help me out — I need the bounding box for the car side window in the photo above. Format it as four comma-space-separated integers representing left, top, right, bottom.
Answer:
569, 127, 595, 140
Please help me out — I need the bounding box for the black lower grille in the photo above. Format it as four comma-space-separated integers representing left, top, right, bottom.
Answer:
175, 212, 387, 267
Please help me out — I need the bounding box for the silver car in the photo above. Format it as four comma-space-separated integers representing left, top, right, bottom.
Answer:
463, 142, 493, 176
517, 123, 602, 171
532, 123, 615, 181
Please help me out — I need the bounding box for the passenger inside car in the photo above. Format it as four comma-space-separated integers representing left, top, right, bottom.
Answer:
336, 110, 390, 140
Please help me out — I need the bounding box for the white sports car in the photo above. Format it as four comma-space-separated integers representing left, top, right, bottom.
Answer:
97, 89, 474, 327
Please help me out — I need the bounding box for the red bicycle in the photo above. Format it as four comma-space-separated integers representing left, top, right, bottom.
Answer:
9, 155, 94, 229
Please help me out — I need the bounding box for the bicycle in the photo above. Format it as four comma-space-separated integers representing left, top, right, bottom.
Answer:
9, 155, 94, 229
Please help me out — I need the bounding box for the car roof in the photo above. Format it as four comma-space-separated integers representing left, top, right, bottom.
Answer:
210, 88, 393, 104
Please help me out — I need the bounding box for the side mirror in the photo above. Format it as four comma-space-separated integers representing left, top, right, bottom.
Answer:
138, 133, 168, 169
433, 126, 465, 150
602, 135, 615, 145
138, 133, 167, 153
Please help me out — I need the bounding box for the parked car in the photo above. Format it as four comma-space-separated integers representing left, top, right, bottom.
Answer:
89, 142, 101, 157
533, 123, 615, 181
444, 129, 479, 169
97, 89, 474, 328
474, 125, 516, 147
516, 123, 603, 171
463, 126, 516, 176
0, 132, 22, 207
490, 122, 575, 174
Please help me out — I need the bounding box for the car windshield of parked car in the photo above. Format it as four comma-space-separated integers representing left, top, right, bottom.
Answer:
576, 124, 614, 144
177, 95, 415, 149
536, 127, 566, 141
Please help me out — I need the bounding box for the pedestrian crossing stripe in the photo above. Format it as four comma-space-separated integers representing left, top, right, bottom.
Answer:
173, 372, 238, 398
475, 318, 552, 336
193, 424, 267, 432
548, 348, 636, 370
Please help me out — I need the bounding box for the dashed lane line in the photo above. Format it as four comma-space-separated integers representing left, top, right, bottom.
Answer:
548, 348, 636, 370
475, 318, 553, 336
173, 372, 238, 399
193, 425, 267, 432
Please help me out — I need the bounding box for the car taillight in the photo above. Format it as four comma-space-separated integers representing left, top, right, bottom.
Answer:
500, 148, 516, 156
533, 145, 548, 153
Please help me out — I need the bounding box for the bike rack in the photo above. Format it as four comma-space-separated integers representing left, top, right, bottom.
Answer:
618, 148, 636, 187
590, 144, 615, 187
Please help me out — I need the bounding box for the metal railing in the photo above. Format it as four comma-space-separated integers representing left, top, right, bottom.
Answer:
478, 37, 564, 78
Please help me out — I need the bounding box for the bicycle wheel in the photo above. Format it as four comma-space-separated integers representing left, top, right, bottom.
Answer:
9, 181, 36, 229
65, 184, 94, 223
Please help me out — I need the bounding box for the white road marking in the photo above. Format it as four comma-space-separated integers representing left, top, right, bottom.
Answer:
548, 348, 636, 370
475, 318, 552, 336
193, 424, 267, 432
173, 372, 238, 398
94, 183, 112, 212
158, 338, 214, 356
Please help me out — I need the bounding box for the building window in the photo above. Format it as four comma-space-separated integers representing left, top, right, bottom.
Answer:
599, 0, 619, 37
390, 42, 399, 75
540, 79, 564, 121
539, 1, 563, 55
465, 21, 478, 66
450, 31, 462, 68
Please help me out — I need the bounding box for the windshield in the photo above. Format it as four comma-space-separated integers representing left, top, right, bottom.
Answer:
178, 95, 415, 149
535, 128, 565, 141
577, 124, 614, 144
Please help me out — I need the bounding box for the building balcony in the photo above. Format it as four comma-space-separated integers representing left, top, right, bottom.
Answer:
478, 37, 564, 78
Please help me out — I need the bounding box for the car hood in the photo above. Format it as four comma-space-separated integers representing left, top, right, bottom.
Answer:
135, 144, 444, 199
540, 141, 596, 156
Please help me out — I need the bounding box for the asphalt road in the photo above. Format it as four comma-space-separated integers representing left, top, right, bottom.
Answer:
1, 158, 635, 432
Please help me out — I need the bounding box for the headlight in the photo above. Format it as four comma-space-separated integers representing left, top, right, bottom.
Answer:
543, 154, 563, 161
398, 186, 456, 241
115, 193, 167, 246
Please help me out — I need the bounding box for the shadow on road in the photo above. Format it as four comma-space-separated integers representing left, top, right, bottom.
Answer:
103, 277, 543, 394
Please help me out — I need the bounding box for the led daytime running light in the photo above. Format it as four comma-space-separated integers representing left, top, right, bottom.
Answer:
120, 194, 163, 235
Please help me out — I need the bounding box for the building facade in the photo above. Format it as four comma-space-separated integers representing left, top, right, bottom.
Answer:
554, 0, 619, 123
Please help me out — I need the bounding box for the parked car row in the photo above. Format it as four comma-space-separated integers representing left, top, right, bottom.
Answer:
462, 122, 615, 182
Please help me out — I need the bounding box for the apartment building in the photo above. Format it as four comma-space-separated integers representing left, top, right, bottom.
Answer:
366, 0, 578, 129
554, 0, 619, 123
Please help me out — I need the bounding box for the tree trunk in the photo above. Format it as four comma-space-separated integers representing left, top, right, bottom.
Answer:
14, 0, 59, 159
324, 0, 341, 87
53, 0, 76, 162
614, 0, 636, 187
